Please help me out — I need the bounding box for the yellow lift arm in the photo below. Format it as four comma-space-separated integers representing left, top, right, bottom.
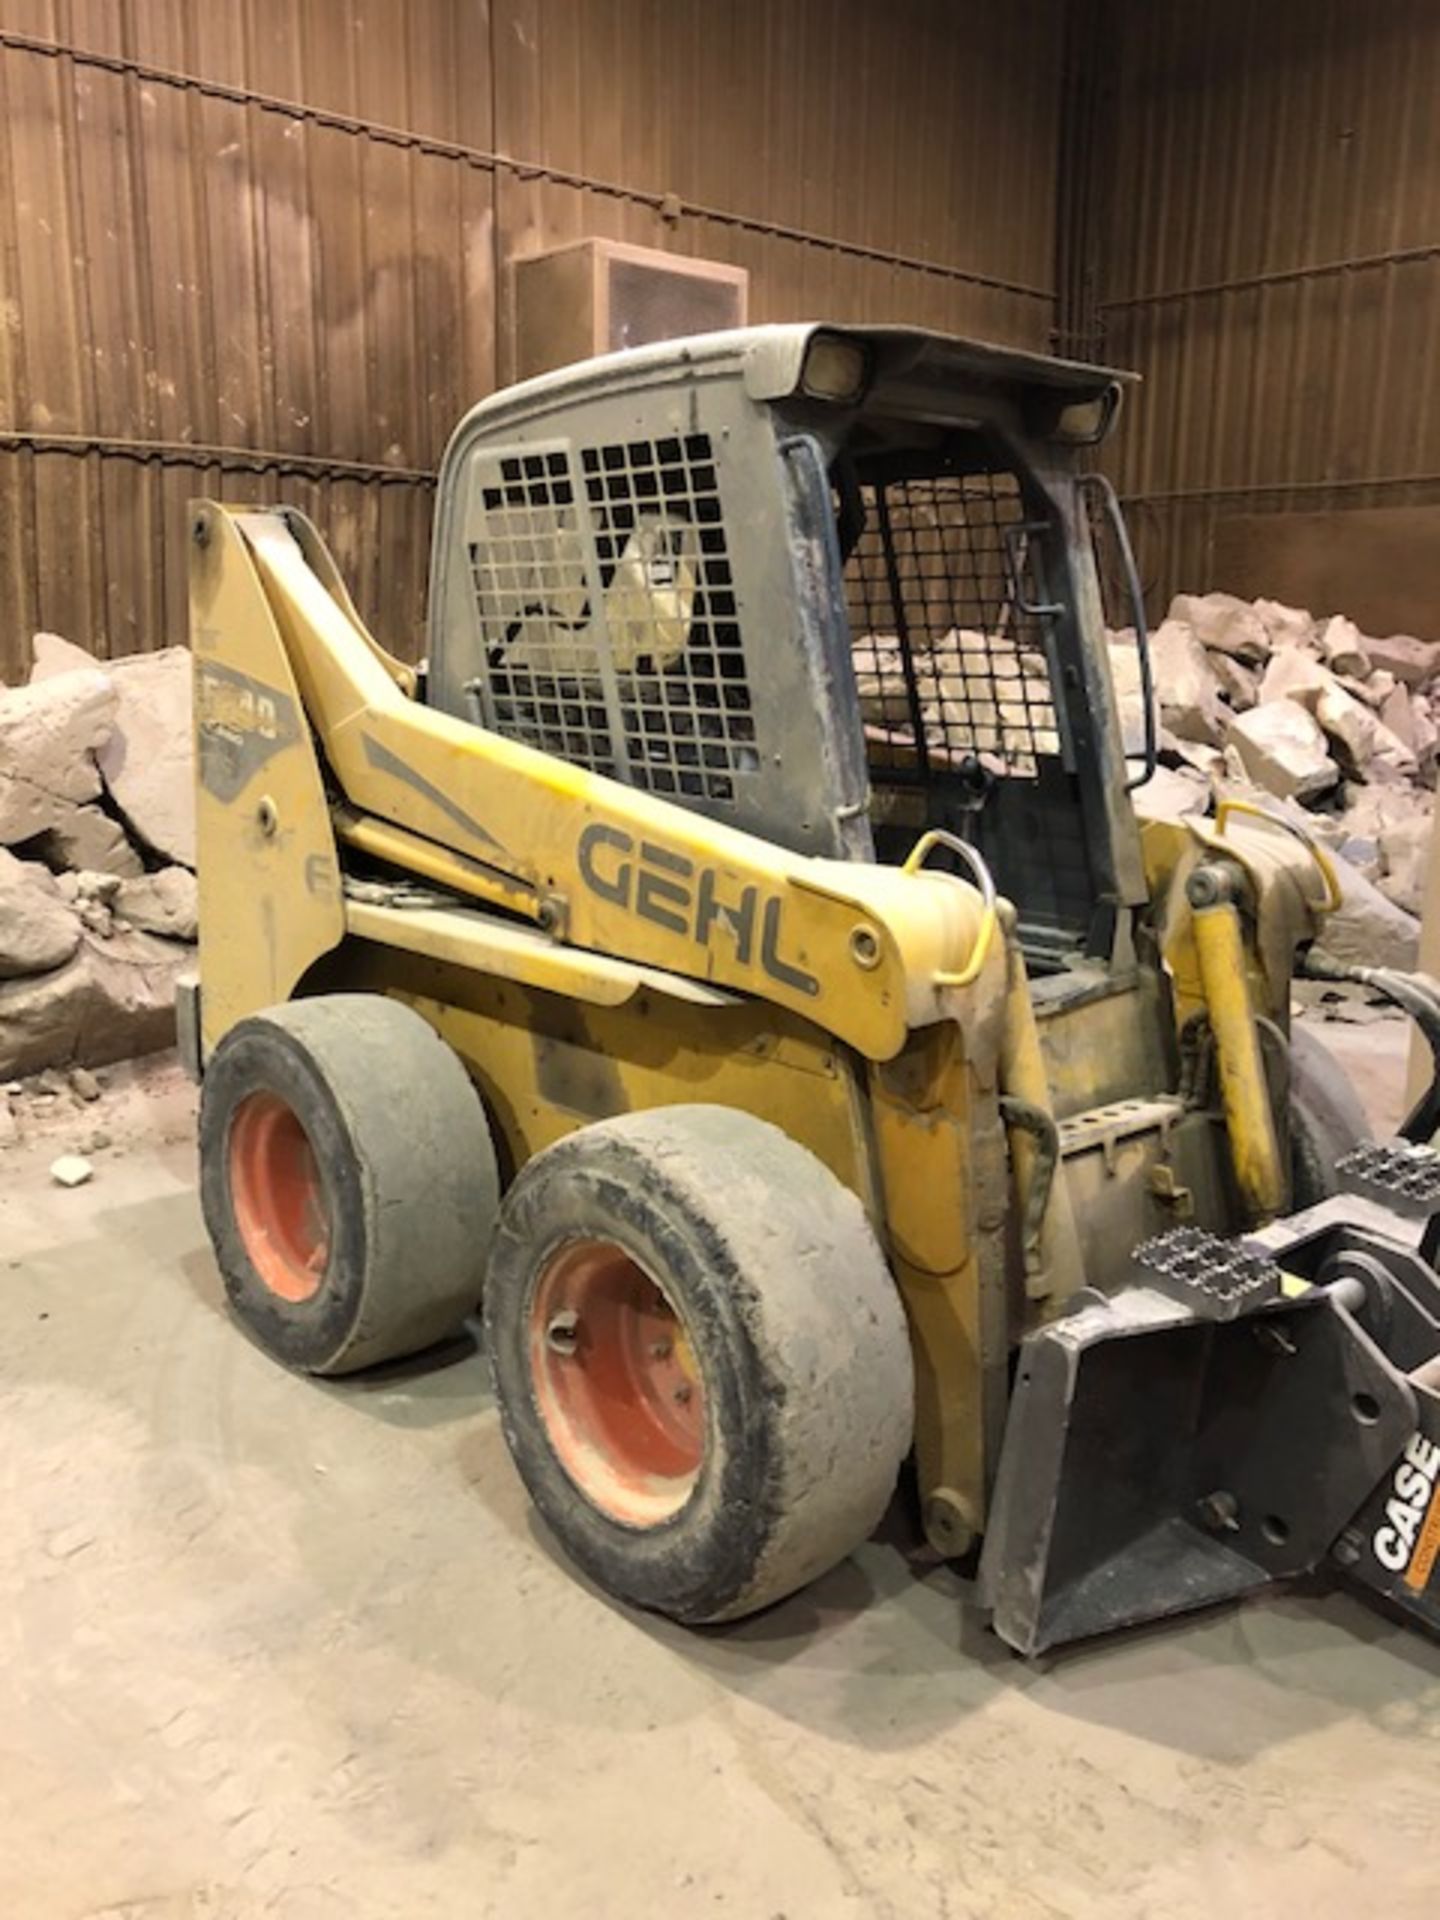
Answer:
190, 504, 1001, 1064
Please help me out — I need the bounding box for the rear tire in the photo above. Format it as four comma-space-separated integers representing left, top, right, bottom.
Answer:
483, 1105, 914, 1623
200, 993, 499, 1374
1289, 1023, 1373, 1207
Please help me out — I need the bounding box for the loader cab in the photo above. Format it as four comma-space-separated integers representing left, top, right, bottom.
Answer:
427, 323, 1150, 977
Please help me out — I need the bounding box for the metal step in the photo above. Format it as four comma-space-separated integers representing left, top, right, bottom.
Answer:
1336, 1140, 1440, 1218
1130, 1224, 1282, 1320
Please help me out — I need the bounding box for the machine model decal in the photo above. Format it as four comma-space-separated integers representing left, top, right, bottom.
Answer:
577, 822, 819, 997
196, 660, 302, 802
1372, 1430, 1440, 1589
360, 731, 504, 851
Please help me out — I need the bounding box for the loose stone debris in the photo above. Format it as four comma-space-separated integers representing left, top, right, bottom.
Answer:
0, 638, 195, 1076
1106, 591, 1440, 1000
48, 1153, 94, 1189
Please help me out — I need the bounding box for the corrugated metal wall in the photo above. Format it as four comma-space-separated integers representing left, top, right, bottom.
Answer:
0, 0, 1064, 679
1094, 0, 1440, 612
0, 1, 493, 677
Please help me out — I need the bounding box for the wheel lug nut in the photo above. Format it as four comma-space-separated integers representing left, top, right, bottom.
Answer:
546, 1309, 580, 1354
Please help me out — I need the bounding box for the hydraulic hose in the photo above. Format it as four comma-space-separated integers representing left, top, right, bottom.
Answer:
1299, 949, 1440, 1142
999, 1096, 1060, 1288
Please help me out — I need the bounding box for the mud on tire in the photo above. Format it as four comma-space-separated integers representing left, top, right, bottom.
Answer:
200, 993, 499, 1375
483, 1104, 915, 1624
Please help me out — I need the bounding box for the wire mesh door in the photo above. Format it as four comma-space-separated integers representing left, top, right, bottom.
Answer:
844, 471, 1063, 783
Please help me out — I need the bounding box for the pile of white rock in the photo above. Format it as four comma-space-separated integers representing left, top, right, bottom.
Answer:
854, 628, 1061, 771
1112, 592, 1440, 975
0, 633, 196, 1077
852, 594, 1437, 976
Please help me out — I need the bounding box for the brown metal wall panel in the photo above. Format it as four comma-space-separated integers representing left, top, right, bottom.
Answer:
491, 0, 1061, 289
490, 0, 1062, 378
0, 0, 1061, 682
1213, 504, 1440, 638
2, 0, 490, 145
0, 6, 497, 678
1, 450, 435, 664
1095, 0, 1440, 612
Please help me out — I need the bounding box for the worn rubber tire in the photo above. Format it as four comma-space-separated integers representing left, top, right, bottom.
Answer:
200, 993, 499, 1375
484, 1105, 915, 1624
1289, 1024, 1373, 1207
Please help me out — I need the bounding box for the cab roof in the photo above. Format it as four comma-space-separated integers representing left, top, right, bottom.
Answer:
440, 322, 1136, 461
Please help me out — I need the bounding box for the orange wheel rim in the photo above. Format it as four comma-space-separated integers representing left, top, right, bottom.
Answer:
529, 1239, 706, 1526
227, 1092, 331, 1304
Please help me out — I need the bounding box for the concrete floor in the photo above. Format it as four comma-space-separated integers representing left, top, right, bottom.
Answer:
3, 1022, 1439, 1920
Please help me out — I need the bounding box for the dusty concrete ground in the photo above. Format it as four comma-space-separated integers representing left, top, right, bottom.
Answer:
3, 1019, 1438, 1920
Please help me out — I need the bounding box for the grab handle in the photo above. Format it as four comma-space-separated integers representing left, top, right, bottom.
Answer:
902, 828, 999, 988
1080, 471, 1155, 792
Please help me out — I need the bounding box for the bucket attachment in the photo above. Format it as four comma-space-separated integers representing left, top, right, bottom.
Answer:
979, 1194, 1440, 1655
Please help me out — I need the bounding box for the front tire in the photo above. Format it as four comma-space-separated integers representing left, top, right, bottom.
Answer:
483, 1105, 914, 1623
200, 993, 499, 1374
1289, 1023, 1373, 1207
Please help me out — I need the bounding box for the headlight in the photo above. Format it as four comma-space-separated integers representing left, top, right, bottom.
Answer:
1051, 385, 1121, 445
800, 333, 869, 403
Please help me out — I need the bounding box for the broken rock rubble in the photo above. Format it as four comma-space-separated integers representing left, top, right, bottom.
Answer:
92, 648, 196, 868
114, 867, 198, 941
0, 668, 116, 844
1132, 589, 1440, 981
1224, 702, 1339, 802
1149, 590, 1440, 788
0, 632, 197, 1077
1363, 632, 1440, 688
1315, 858, 1422, 974
1147, 621, 1226, 746
0, 849, 82, 979
35, 803, 145, 879
0, 926, 187, 1079
1168, 591, 1270, 664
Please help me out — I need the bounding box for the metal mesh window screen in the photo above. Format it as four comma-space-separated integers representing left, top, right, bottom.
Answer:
844, 473, 1061, 781
469, 449, 619, 773
584, 435, 754, 802
466, 434, 755, 802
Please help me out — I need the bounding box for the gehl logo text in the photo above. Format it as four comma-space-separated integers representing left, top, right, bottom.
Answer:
577, 824, 819, 997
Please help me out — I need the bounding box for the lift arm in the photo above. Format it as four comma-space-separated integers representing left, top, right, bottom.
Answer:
189, 503, 1001, 1062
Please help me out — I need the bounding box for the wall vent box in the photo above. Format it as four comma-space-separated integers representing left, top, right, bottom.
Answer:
511, 239, 749, 381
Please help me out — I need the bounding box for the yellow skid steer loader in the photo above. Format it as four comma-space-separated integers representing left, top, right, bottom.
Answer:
187, 324, 1440, 1651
